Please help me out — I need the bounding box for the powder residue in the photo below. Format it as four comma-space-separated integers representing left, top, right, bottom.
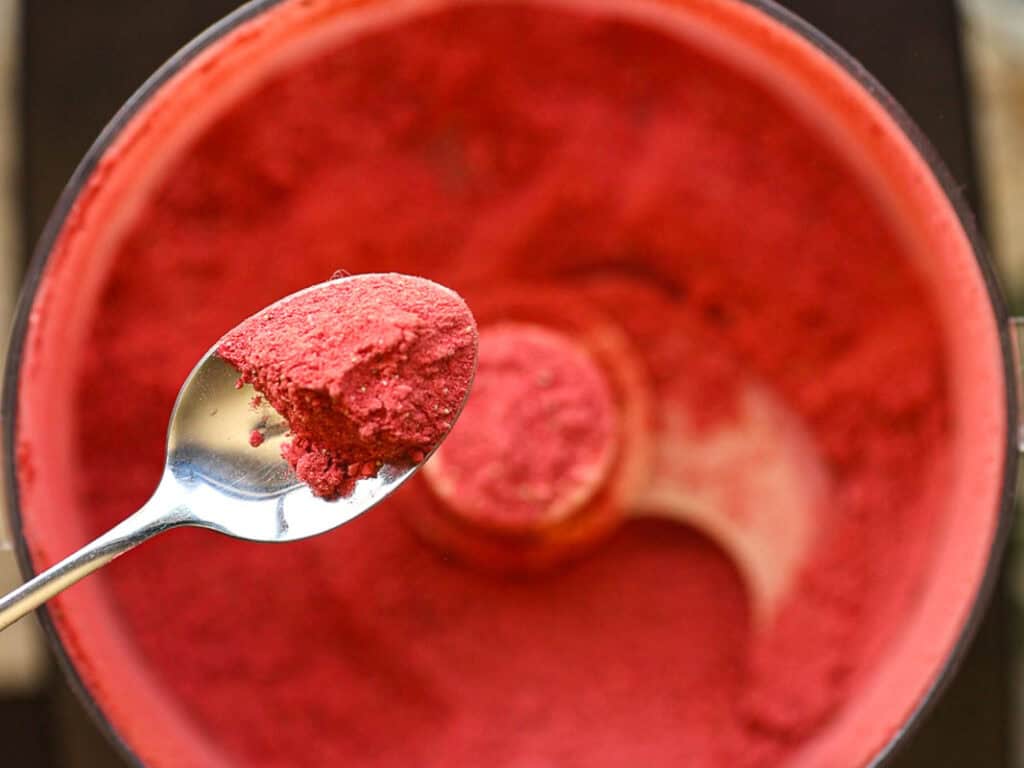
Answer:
46, 4, 951, 767
217, 274, 478, 498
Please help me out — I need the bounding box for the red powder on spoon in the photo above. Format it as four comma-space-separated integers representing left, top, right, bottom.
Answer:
218, 273, 477, 498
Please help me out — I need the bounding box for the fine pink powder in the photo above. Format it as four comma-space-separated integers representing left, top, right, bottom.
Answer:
31, 4, 953, 767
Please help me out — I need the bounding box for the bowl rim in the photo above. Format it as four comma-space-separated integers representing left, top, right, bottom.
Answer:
3, 1, 1018, 766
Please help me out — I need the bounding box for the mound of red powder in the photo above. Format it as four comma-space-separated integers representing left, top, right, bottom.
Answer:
218, 274, 477, 497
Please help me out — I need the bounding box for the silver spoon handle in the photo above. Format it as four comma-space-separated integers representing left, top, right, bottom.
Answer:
0, 490, 190, 631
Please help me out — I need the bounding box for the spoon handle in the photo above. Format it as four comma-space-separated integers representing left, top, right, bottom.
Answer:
0, 490, 190, 631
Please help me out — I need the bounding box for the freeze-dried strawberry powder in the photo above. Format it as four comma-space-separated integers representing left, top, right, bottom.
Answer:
218, 274, 477, 498
14, 2, 1007, 768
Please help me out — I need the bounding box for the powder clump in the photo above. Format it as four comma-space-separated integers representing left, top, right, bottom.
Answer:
218, 273, 478, 498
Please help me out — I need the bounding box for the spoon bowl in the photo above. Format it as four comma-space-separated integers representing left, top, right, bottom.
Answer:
166, 352, 420, 543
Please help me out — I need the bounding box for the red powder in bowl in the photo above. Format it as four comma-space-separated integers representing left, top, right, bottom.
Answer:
218, 273, 477, 497
11, 2, 1008, 768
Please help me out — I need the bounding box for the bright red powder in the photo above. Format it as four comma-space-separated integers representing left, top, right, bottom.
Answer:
425, 323, 616, 530
218, 274, 477, 498
27, 4, 956, 767
248, 429, 264, 448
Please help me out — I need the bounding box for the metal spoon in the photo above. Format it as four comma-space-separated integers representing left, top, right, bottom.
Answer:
0, 334, 464, 631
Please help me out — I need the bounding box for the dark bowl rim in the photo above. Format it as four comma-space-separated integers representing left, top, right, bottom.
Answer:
2, 1, 1017, 766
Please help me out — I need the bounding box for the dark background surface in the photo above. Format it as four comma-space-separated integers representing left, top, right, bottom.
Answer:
11, 1, 1009, 765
